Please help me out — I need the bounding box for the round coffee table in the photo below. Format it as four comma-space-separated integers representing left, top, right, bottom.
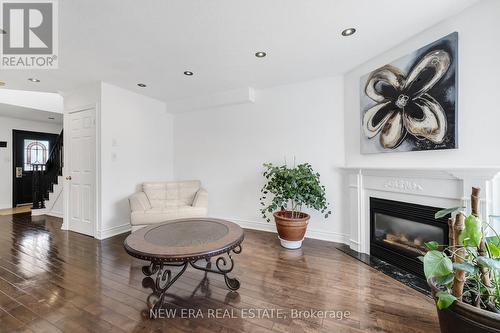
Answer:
124, 218, 244, 310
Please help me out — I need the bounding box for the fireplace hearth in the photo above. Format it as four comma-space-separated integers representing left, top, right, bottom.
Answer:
370, 197, 450, 277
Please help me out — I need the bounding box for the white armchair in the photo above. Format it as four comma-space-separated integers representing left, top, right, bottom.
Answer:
129, 180, 208, 231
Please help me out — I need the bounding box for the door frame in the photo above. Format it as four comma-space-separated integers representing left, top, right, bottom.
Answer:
12, 129, 59, 208
63, 105, 99, 238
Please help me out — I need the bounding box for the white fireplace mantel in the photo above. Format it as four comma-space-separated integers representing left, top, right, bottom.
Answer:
343, 167, 500, 254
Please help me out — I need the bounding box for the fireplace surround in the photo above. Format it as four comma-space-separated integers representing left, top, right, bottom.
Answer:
341, 167, 500, 294
345, 168, 500, 255
369, 197, 449, 277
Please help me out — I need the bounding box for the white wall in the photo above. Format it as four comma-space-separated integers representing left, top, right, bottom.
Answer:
344, 0, 500, 168
173, 77, 348, 242
99, 83, 174, 237
0, 116, 62, 209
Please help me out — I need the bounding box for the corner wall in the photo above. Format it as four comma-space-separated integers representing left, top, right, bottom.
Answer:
99, 83, 174, 238
344, 0, 500, 168
173, 76, 348, 242
62, 82, 174, 238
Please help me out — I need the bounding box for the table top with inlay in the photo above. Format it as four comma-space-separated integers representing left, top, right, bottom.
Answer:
124, 218, 244, 262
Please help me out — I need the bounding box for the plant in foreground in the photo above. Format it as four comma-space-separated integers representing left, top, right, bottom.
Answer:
422, 188, 500, 313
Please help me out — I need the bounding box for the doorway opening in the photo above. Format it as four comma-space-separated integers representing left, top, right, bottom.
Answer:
12, 130, 59, 207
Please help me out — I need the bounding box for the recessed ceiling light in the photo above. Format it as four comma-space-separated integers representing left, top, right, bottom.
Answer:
341, 28, 356, 37
184, 71, 194, 76
28, 78, 40, 82
255, 51, 267, 58
137, 83, 147, 87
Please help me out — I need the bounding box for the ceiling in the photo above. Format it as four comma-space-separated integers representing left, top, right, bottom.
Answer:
0, 103, 63, 124
0, 0, 479, 103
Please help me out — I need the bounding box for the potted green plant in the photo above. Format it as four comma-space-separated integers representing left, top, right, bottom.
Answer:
422, 187, 500, 333
259, 162, 331, 249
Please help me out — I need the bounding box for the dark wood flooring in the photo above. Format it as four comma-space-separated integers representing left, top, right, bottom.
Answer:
0, 213, 440, 332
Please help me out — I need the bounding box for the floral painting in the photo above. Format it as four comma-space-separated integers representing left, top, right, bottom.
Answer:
360, 32, 458, 153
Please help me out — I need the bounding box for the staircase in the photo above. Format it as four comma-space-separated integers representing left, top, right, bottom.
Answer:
31, 130, 64, 217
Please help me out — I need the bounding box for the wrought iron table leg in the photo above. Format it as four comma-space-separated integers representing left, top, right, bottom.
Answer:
142, 262, 188, 310
141, 245, 242, 310
189, 245, 242, 291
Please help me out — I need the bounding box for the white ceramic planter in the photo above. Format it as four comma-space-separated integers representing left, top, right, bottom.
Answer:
278, 237, 303, 249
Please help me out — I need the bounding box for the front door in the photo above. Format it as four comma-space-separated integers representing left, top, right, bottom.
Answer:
67, 108, 96, 236
12, 130, 59, 207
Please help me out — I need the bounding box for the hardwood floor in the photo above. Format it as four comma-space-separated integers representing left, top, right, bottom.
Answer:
0, 213, 440, 332
0, 206, 32, 216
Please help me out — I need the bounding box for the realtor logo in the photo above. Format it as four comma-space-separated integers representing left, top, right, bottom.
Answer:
0, 0, 58, 69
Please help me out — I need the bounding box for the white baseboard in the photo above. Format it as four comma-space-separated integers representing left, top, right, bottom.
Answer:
349, 239, 360, 251
131, 225, 146, 232
31, 209, 46, 216
97, 223, 131, 240
225, 217, 349, 245
32, 209, 63, 218
230, 218, 276, 233
305, 228, 349, 244
46, 211, 63, 219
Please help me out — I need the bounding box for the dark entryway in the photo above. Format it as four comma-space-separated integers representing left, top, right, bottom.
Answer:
370, 197, 450, 277
12, 130, 59, 207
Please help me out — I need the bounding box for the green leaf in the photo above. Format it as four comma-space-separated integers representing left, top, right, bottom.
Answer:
487, 235, 500, 246
424, 241, 439, 251
435, 273, 455, 286
453, 262, 476, 274
488, 242, 500, 258
459, 215, 482, 247
477, 256, 500, 270
435, 291, 457, 310
423, 250, 453, 280
259, 162, 330, 218
435, 206, 463, 219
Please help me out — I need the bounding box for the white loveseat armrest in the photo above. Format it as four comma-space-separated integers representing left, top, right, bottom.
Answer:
129, 192, 152, 212
192, 188, 208, 208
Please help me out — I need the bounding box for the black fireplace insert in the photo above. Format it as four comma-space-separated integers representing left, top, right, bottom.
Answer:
370, 197, 450, 277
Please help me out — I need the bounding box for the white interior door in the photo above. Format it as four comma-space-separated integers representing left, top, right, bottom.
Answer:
67, 108, 96, 236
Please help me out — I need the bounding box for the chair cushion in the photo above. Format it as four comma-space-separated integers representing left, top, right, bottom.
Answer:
143, 180, 200, 208
130, 205, 208, 225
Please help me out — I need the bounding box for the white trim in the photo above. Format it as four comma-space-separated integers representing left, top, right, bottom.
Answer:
31, 209, 46, 216
224, 217, 349, 244
46, 211, 64, 218
229, 218, 276, 233
67, 104, 96, 114
131, 225, 147, 232
349, 239, 360, 252
63, 105, 99, 236
29, 212, 63, 219
95, 99, 102, 240
305, 228, 349, 244
97, 222, 131, 240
